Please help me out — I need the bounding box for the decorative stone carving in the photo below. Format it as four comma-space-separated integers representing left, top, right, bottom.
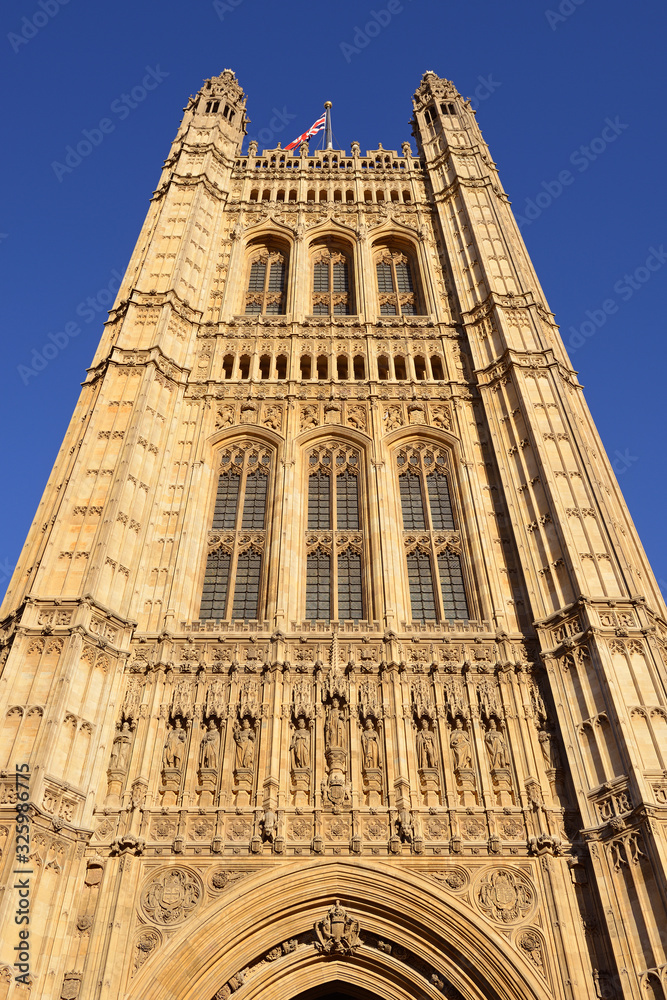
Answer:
233, 718, 256, 769
290, 717, 311, 769
109, 721, 133, 770
314, 900, 361, 955
200, 719, 220, 769
416, 718, 437, 768
140, 867, 202, 924
485, 719, 509, 768
361, 718, 381, 769
133, 929, 161, 977
477, 869, 534, 923
163, 719, 186, 770
449, 717, 472, 768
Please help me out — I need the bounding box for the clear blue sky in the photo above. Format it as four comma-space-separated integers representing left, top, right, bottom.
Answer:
1, 0, 665, 600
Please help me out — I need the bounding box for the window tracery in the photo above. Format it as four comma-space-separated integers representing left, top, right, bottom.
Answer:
311, 247, 352, 315
305, 446, 365, 621
396, 445, 469, 622
245, 248, 287, 315
375, 249, 419, 315
200, 446, 272, 621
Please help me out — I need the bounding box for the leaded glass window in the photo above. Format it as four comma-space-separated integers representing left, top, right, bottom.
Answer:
245, 249, 287, 315
199, 447, 272, 621
306, 550, 331, 620
397, 446, 470, 622
305, 446, 365, 621
407, 551, 437, 621
375, 251, 419, 315
312, 249, 352, 315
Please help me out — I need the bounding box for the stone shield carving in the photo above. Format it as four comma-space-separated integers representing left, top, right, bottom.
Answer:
314, 900, 362, 955
476, 868, 534, 923
140, 867, 202, 924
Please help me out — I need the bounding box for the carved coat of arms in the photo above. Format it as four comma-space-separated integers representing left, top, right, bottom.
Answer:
141, 867, 201, 924
314, 900, 362, 955
477, 868, 533, 923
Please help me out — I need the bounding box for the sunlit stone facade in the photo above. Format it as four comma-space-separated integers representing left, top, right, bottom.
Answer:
1, 69, 667, 1000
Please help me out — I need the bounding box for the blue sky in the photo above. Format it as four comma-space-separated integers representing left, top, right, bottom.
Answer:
1, 0, 665, 600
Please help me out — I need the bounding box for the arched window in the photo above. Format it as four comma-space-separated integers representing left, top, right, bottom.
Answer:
305, 446, 365, 621
199, 446, 272, 621
311, 245, 353, 316
245, 246, 288, 315
396, 446, 469, 623
375, 249, 419, 315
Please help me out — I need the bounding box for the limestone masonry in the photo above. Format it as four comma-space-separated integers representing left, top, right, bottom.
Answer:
1, 70, 666, 1000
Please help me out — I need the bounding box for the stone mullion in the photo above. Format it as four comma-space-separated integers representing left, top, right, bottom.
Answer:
372, 425, 403, 629
134, 668, 165, 812
193, 187, 228, 317
478, 373, 577, 618
381, 666, 400, 815
551, 379, 654, 600
220, 674, 240, 809
451, 396, 507, 629
220, 216, 246, 320
2, 382, 102, 616
79, 653, 126, 821
83, 366, 155, 601
30, 633, 84, 813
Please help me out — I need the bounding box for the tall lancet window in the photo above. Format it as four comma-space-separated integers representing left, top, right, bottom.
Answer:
199, 446, 272, 621
311, 246, 352, 316
375, 249, 419, 315
305, 446, 365, 621
245, 247, 287, 315
396, 445, 469, 623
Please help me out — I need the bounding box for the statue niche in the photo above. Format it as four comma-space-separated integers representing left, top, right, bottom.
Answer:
289, 716, 312, 807
232, 716, 257, 806
198, 718, 221, 806
484, 717, 514, 807
161, 717, 188, 806
415, 715, 441, 808
322, 695, 350, 810
105, 719, 135, 808
360, 717, 383, 807
449, 716, 477, 807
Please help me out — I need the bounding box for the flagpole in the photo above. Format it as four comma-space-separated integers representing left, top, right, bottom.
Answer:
324, 101, 333, 150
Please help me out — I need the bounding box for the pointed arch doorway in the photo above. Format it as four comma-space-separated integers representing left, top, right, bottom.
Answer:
291, 987, 381, 1000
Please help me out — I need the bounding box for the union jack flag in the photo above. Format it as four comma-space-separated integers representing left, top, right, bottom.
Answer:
284, 113, 326, 151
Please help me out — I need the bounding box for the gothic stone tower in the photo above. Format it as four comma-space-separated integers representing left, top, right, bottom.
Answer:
1, 69, 667, 1000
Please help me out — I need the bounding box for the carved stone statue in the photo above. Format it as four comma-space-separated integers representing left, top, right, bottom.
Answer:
416, 718, 437, 769
361, 719, 380, 770
199, 719, 220, 769
325, 696, 346, 751
290, 718, 310, 769
163, 718, 186, 770
233, 718, 255, 770
110, 721, 132, 770
397, 808, 413, 843
485, 719, 509, 768
449, 718, 472, 769
538, 730, 561, 770
262, 808, 277, 843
